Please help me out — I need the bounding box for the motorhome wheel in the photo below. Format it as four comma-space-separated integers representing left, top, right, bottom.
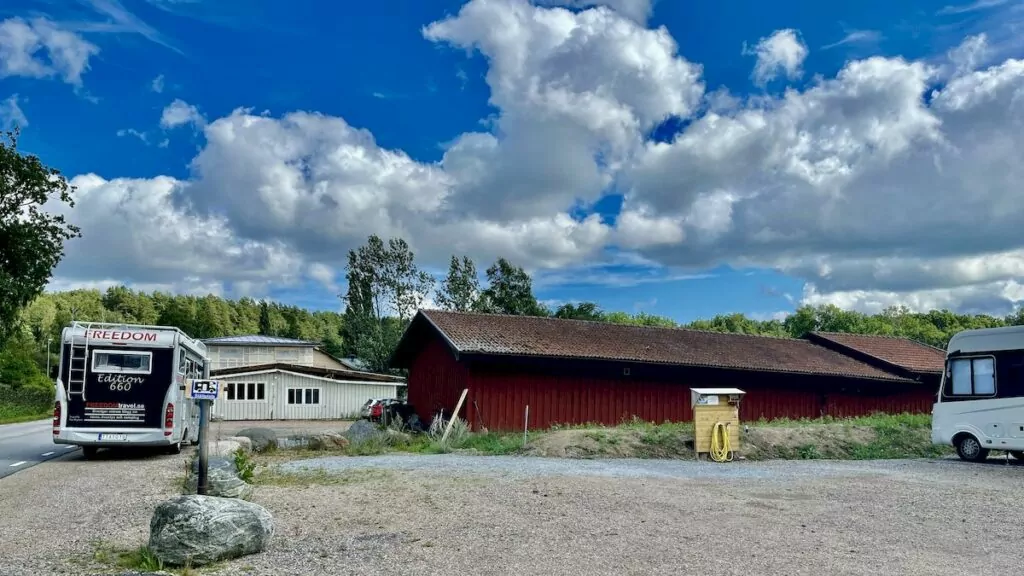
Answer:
955, 435, 989, 462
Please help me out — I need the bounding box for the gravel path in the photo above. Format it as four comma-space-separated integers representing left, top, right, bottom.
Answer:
1, 450, 1022, 576
279, 452, 1001, 481
211, 419, 355, 440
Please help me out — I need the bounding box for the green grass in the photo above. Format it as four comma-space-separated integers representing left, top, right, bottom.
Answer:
0, 384, 53, 425
259, 413, 948, 463
751, 412, 933, 429
115, 545, 166, 571
0, 410, 51, 425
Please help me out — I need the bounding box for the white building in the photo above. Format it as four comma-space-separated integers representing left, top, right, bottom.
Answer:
203, 335, 404, 421
204, 334, 358, 371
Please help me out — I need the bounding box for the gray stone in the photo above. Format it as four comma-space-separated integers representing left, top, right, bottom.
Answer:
226, 435, 253, 453
184, 456, 253, 500
275, 435, 308, 450
344, 420, 382, 443
384, 428, 412, 445
148, 495, 274, 567
234, 427, 277, 452
207, 439, 244, 457
308, 431, 351, 450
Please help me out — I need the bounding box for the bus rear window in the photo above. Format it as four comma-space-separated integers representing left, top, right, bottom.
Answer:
92, 351, 152, 374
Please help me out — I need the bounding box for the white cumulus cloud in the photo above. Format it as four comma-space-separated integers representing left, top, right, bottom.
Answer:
745, 28, 809, 87
160, 98, 206, 129
0, 17, 99, 86
42, 0, 1024, 317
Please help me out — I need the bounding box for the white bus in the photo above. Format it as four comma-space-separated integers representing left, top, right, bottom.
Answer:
931, 324, 1024, 462
52, 321, 208, 459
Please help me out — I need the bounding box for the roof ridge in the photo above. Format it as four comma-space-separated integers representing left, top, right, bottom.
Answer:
812, 330, 947, 351
422, 309, 805, 342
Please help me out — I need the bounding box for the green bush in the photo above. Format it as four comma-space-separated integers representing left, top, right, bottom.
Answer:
0, 384, 54, 423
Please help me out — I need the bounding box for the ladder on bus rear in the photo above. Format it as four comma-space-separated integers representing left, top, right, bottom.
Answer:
67, 321, 91, 400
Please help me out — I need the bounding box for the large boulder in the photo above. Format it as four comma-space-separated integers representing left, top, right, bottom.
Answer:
183, 457, 253, 500
344, 420, 382, 443
148, 495, 274, 567
233, 428, 277, 452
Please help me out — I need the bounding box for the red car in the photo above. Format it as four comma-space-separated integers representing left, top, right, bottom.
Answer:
360, 398, 399, 422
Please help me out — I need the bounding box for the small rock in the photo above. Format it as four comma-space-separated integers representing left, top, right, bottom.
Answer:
184, 457, 253, 499
384, 428, 411, 444
207, 439, 244, 457
308, 432, 351, 450
226, 435, 253, 453
275, 435, 309, 450
234, 427, 277, 452
344, 420, 383, 443
149, 495, 274, 567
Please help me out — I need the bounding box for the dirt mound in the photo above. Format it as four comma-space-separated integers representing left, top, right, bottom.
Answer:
521, 423, 923, 461
743, 425, 877, 460
524, 428, 693, 459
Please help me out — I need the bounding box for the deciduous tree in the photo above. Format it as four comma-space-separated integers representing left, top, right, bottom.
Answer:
341, 234, 434, 372
477, 258, 548, 317
436, 255, 480, 312
0, 129, 81, 344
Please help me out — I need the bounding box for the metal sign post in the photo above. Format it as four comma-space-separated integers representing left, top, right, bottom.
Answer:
187, 379, 221, 496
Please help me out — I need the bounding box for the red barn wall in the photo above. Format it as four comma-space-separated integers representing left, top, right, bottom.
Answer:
463, 368, 936, 431
404, 335, 937, 431
406, 336, 469, 426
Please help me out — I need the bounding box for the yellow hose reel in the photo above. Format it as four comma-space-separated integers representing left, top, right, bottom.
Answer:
709, 421, 733, 462
690, 387, 745, 462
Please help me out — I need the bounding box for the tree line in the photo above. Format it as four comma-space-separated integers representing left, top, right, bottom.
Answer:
340, 233, 1024, 372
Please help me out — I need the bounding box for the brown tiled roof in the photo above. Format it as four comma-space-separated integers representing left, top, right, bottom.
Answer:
807, 332, 945, 375
210, 363, 406, 384
414, 310, 914, 382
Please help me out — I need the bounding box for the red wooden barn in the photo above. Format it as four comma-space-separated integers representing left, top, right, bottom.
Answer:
390, 310, 946, 431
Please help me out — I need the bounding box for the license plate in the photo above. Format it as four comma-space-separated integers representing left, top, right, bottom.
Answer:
98, 433, 128, 441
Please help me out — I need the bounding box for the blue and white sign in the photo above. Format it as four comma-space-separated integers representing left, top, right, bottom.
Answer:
188, 379, 220, 401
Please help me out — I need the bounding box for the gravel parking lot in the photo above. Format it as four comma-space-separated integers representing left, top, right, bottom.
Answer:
0, 450, 1021, 576
210, 419, 355, 440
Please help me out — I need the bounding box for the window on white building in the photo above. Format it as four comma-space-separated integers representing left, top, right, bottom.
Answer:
225, 382, 266, 401
287, 387, 320, 405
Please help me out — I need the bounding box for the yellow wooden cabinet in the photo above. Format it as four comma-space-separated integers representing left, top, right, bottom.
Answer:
690, 387, 746, 460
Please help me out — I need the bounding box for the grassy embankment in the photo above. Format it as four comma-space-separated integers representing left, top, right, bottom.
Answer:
248, 412, 953, 472
0, 385, 53, 425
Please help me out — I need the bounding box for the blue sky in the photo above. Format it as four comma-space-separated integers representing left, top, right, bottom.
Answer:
3, 0, 1024, 322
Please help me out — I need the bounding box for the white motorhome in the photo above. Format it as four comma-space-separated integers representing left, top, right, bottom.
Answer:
52, 321, 208, 459
931, 324, 1024, 462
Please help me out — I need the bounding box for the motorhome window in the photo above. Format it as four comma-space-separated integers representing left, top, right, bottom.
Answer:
949, 357, 996, 396
93, 351, 152, 374
178, 349, 186, 373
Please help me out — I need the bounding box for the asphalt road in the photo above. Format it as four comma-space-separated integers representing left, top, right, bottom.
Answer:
0, 420, 79, 479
